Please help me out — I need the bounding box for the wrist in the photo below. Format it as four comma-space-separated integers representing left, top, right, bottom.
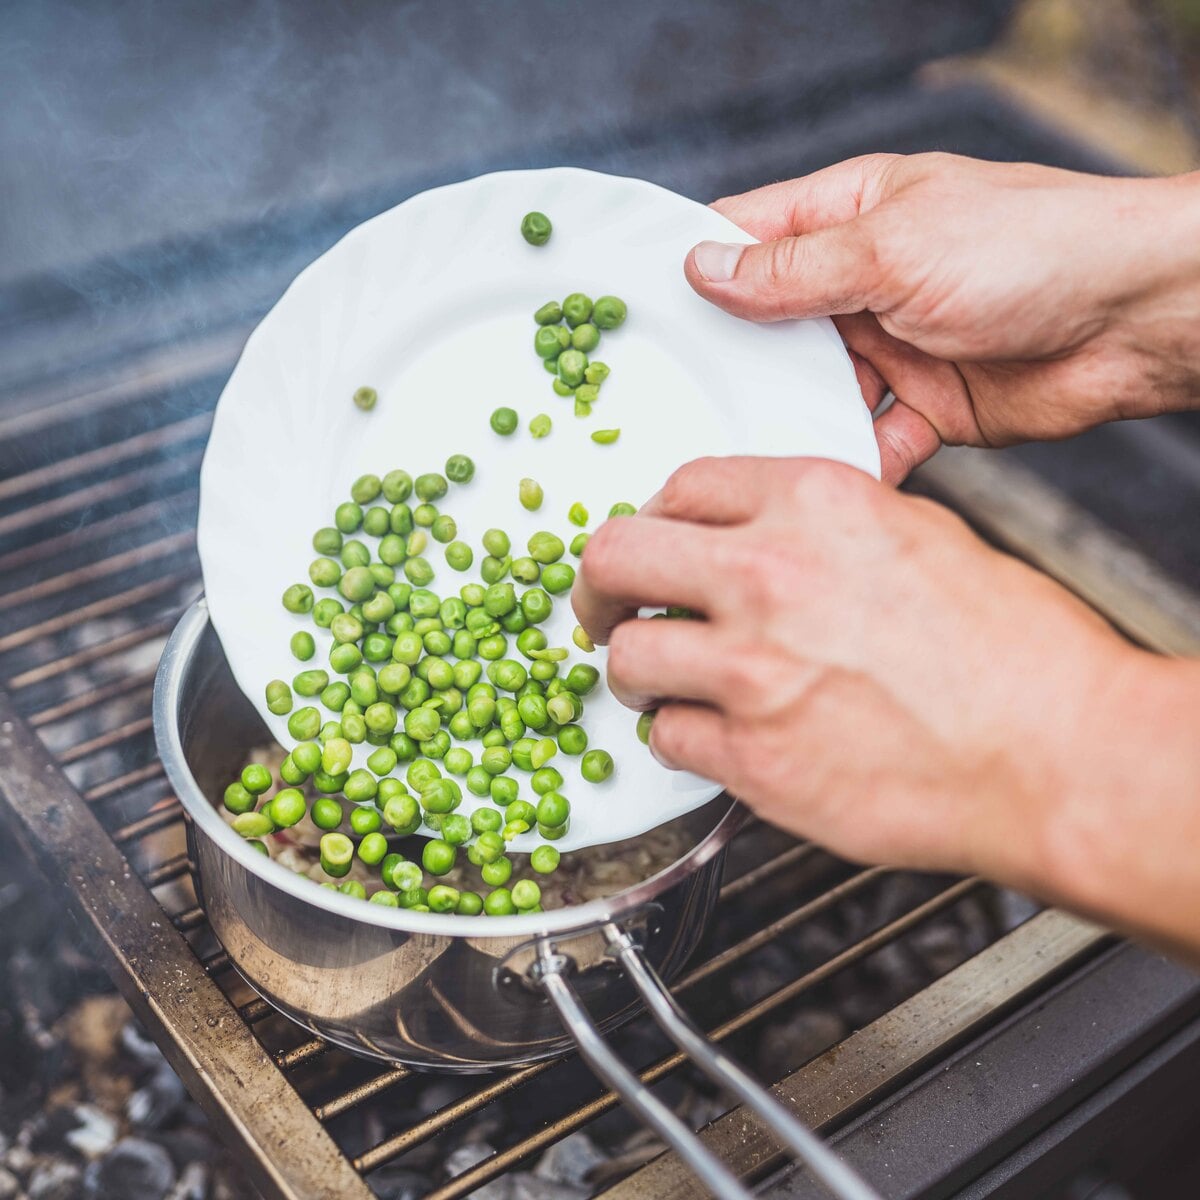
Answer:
1105, 172, 1200, 414
1023, 648, 1200, 950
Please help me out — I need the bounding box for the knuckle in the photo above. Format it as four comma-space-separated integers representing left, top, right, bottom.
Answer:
660, 458, 714, 515
762, 237, 801, 295
789, 459, 873, 513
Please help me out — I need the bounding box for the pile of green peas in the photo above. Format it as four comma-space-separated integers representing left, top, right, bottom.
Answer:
228, 456, 636, 917
531, 292, 626, 419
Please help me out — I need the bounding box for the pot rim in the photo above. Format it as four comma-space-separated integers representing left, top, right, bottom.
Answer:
154, 599, 745, 939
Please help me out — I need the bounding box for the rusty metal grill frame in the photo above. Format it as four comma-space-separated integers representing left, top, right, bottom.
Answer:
2, 344, 1198, 1200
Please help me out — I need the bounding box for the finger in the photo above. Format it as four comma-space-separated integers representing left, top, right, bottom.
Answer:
646, 701, 736, 783
574, 516, 727, 644
639, 456, 772, 523
847, 349, 889, 413
710, 153, 900, 242
606, 616, 728, 712
685, 216, 887, 323
873, 401, 942, 484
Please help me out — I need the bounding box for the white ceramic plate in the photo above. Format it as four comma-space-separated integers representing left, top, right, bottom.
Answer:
198, 167, 878, 852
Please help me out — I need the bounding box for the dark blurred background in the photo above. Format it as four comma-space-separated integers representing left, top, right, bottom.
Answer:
1, 2, 1198, 1199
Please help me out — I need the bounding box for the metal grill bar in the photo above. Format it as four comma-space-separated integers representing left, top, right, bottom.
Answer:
0, 412, 210, 505
57, 715, 155, 765
400, 880, 981, 1195
0, 530, 195, 613
0, 491, 197, 575
84, 761, 166, 803
113, 801, 183, 845
30, 669, 159, 728
0, 453, 203, 541
144, 852, 191, 888
6, 616, 179, 690
0, 572, 197, 655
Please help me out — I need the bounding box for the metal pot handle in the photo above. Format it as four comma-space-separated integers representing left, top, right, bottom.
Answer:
532, 924, 880, 1200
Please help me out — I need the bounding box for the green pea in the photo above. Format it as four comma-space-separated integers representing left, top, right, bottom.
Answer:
529, 413, 552, 439
557, 348, 588, 386
415, 473, 448, 502
335, 502, 363, 533
519, 478, 544, 512
431, 515, 457, 545
363, 593, 396, 625
482, 887, 515, 916
521, 211, 552, 245
364, 506, 391, 538
379, 532, 409, 567
351, 831, 386, 867
353, 386, 378, 411
571, 625, 595, 654
289, 742, 321, 776
467, 692, 497, 729
541, 563, 575, 595
364, 701, 398, 736
265, 679, 292, 716
312, 526, 342, 556
282, 584, 314, 614
487, 659, 528, 692
340, 541, 370, 570
536, 791, 570, 828
558, 723, 588, 755
335, 566, 371, 604
511, 556, 540, 584
528, 738, 556, 770
361, 633, 393, 663
527, 532, 564, 564
343, 770, 378, 804
521, 588, 553, 625
483, 583, 516, 618
531, 765, 563, 795
592, 295, 627, 329
490, 406, 519, 435
502, 736, 530, 771
402, 705, 438, 742
584, 361, 610, 386
516, 628, 547, 659
535, 325, 564, 359
222, 781, 255, 815
382, 469, 413, 502
422, 838, 456, 876
570, 322, 600, 353
383, 794, 421, 835
343, 711, 368, 743
553, 378, 575, 398
500, 708, 526, 743
480, 745, 512, 776
481, 727, 508, 749
480, 554, 511, 584
319, 737, 350, 777
591, 428, 620, 445
609, 501, 637, 517
425, 659, 455, 690
320, 832, 355, 877
439, 540, 472, 573
411, 509, 435, 534
580, 748, 614, 784
279, 755, 307, 786
404, 556, 434, 587
565, 664, 600, 696
304, 797, 339, 832
562, 293, 593, 328
445, 453, 475, 484
517, 693, 549, 730
481, 855, 513, 887
466, 608, 499, 637
510, 879, 541, 911
390, 503, 414, 536
531, 847, 560, 876
475, 633, 505, 661
287, 706, 321, 740
367, 746, 398, 777
440, 814, 471, 847
312, 597, 344, 628
535, 299, 563, 324
232, 811, 275, 839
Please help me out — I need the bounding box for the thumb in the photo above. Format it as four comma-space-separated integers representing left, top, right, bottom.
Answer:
685, 219, 883, 323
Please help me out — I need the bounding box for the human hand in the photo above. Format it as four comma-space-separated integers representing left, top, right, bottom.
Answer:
574, 457, 1200, 955
685, 153, 1200, 482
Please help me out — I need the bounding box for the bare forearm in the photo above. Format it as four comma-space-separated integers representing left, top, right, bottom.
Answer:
1008, 651, 1200, 960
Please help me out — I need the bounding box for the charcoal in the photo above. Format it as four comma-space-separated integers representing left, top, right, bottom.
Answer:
755, 1008, 847, 1080
533, 1132, 609, 1188
0, 1167, 17, 1200
511, 1174, 589, 1200
164, 1162, 208, 1200
120, 1022, 167, 1070
368, 1165, 431, 1200
63, 1105, 118, 1158
443, 1143, 511, 1200
908, 921, 969, 978
27, 1159, 82, 1200
127, 1063, 187, 1130
84, 1138, 176, 1200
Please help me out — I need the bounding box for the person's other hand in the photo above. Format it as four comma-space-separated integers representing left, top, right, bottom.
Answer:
573, 457, 1200, 956
685, 153, 1200, 482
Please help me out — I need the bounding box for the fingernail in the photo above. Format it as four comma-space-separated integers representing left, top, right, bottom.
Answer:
692, 240, 744, 283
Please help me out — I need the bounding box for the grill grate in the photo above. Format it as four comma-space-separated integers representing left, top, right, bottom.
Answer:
7, 340, 1194, 1199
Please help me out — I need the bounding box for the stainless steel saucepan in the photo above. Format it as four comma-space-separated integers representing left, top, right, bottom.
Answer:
154, 600, 878, 1200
